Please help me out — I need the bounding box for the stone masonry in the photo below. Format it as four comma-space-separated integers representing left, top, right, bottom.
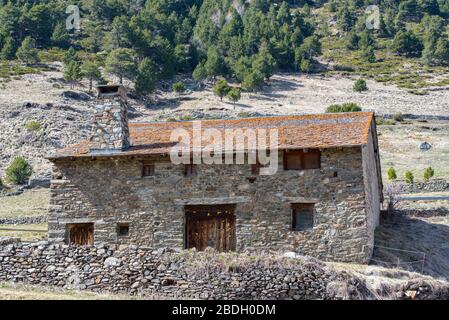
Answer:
89, 85, 130, 152
48, 146, 378, 263
47, 86, 383, 264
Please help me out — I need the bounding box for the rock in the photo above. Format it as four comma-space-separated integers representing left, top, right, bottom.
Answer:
104, 257, 121, 268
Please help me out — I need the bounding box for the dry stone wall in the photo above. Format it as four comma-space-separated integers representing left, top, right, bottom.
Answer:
1, 242, 448, 300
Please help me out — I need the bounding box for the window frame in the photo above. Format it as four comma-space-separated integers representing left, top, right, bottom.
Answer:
141, 163, 155, 177
184, 164, 198, 177
283, 149, 321, 171
117, 223, 130, 237
291, 203, 315, 231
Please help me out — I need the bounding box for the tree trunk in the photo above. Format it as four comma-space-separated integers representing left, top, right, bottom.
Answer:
89, 78, 93, 92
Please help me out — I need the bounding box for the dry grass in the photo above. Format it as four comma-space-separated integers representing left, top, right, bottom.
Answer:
0, 189, 50, 218
374, 212, 449, 280
0, 282, 140, 300
378, 122, 449, 180
0, 223, 47, 241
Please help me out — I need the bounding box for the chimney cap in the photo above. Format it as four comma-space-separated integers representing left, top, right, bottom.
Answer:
96, 84, 126, 99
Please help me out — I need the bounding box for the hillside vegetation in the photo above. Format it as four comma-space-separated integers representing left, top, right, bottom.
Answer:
1, 0, 448, 95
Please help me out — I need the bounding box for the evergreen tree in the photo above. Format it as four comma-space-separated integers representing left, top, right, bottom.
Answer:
243, 69, 264, 92
252, 43, 277, 81
64, 61, 82, 89
204, 46, 225, 80
0, 37, 16, 60
63, 47, 78, 65
346, 31, 360, 50
16, 36, 39, 65
361, 45, 376, 63
213, 79, 230, 101
391, 30, 423, 57
227, 87, 241, 107
105, 48, 137, 84
433, 38, 449, 66
81, 61, 102, 92
135, 58, 158, 96
51, 23, 70, 49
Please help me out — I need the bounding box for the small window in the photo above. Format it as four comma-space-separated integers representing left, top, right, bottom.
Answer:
117, 223, 129, 237
184, 164, 197, 177
142, 164, 155, 177
292, 203, 314, 231
284, 150, 321, 170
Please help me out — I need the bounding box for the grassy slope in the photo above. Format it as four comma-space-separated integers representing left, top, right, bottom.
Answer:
0, 189, 50, 218
0, 282, 139, 300
315, 7, 449, 93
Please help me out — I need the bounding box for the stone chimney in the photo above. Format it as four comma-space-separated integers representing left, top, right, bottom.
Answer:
90, 85, 130, 154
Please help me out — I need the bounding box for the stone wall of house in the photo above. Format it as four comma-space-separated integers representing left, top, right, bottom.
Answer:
48, 147, 375, 263
362, 124, 382, 259
2, 242, 447, 300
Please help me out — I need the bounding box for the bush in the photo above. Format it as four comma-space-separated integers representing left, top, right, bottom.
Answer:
353, 79, 368, 92
213, 79, 230, 101
387, 167, 397, 181
25, 120, 42, 132
404, 171, 414, 184
423, 167, 435, 182
393, 112, 404, 122
172, 82, 186, 94
5, 156, 33, 185
227, 88, 241, 105
326, 103, 362, 113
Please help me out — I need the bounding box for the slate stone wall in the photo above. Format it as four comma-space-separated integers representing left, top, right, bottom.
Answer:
48, 145, 378, 263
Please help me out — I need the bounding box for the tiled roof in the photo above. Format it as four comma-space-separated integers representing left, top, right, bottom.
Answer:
47, 112, 375, 160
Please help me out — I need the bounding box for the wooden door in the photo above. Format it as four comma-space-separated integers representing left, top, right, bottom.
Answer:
185, 205, 236, 252
67, 223, 94, 245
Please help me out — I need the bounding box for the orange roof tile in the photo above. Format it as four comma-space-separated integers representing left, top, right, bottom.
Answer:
47, 112, 375, 160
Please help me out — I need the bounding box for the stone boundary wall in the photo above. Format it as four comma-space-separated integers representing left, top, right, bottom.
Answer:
0, 215, 48, 225
389, 179, 448, 193
1, 242, 448, 300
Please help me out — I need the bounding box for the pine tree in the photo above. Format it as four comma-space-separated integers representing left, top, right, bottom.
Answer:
204, 46, 225, 80
0, 37, 16, 60
213, 79, 230, 101
51, 22, 70, 48
105, 48, 137, 84
391, 30, 423, 57
64, 61, 82, 89
16, 36, 40, 65
81, 61, 102, 92
227, 87, 241, 108
252, 43, 277, 81
135, 58, 158, 96
63, 47, 78, 65
243, 69, 264, 92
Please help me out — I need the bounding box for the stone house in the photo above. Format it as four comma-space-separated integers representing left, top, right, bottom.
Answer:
47, 85, 383, 263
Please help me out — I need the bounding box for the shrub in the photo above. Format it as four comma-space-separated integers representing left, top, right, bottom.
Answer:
213, 79, 230, 101
404, 171, 414, 184
227, 88, 241, 105
326, 103, 362, 113
387, 167, 397, 181
5, 156, 33, 185
393, 112, 404, 122
172, 82, 186, 94
25, 120, 42, 132
423, 167, 435, 182
353, 79, 368, 92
